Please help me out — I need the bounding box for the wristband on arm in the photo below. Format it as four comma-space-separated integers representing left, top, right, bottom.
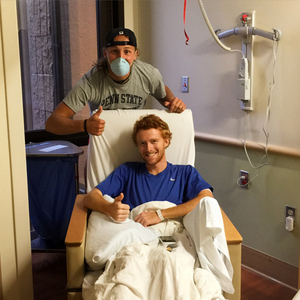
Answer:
156, 209, 164, 221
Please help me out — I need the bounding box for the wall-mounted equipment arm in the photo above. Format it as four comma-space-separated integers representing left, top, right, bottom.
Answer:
216, 27, 281, 42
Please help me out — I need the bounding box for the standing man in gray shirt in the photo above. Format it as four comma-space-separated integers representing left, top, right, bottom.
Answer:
46, 27, 186, 136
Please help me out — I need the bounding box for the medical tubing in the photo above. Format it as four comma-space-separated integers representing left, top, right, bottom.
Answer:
196, 0, 231, 52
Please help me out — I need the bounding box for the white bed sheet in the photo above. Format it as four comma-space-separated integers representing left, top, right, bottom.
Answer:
83, 199, 230, 300
94, 236, 224, 300
83, 230, 225, 300
184, 197, 234, 294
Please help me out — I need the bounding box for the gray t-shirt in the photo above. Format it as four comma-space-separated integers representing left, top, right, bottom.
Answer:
63, 60, 167, 114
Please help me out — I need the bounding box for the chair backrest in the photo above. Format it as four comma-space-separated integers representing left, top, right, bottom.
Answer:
86, 109, 195, 192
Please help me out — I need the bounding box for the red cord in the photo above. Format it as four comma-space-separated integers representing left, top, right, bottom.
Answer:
183, 0, 189, 45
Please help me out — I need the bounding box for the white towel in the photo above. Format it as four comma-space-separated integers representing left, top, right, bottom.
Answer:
183, 197, 234, 294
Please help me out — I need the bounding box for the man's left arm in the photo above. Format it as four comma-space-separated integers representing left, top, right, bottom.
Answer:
158, 85, 186, 113
134, 189, 213, 227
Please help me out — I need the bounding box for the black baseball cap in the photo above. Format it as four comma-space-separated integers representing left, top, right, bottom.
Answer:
105, 27, 137, 48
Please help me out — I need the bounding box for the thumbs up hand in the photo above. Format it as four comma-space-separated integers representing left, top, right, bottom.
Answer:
109, 193, 130, 222
85, 106, 105, 135
164, 97, 186, 113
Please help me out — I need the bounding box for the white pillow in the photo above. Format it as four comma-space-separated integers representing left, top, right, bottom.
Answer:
85, 196, 159, 270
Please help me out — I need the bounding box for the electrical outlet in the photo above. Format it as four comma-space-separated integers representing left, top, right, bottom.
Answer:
181, 76, 189, 93
285, 206, 295, 231
286, 206, 296, 219
239, 170, 249, 189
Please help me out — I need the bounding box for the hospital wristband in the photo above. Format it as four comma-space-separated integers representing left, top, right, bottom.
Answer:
156, 209, 164, 221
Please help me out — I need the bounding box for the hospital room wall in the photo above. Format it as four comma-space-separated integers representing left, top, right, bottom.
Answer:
125, 0, 300, 274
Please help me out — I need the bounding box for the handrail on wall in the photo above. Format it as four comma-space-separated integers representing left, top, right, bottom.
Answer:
195, 132, 300, 159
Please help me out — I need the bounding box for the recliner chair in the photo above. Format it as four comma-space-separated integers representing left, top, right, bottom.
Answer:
65, 109, 243, 300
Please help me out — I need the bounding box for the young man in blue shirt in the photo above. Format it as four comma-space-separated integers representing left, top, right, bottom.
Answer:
83, 114, 213, 227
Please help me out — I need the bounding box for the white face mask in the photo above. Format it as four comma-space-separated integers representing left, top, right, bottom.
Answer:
109, 57, 130, 77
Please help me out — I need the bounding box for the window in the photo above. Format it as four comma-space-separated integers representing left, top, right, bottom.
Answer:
18, 0, 124, 143
18, 0, 68, 131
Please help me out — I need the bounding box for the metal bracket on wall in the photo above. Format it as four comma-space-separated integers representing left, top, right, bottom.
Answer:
215, 11, 255, 111
216, 11, 281, 112
240, 11, 255, 111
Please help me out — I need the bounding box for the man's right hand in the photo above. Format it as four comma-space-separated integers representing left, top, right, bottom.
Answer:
109, 193, 130, 222
85, 106, 106, 136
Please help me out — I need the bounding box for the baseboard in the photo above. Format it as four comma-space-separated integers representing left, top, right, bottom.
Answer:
242, 245, 299, 289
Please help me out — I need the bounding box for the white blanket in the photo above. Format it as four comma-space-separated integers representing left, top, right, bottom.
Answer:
184, 197, 234, 294
93, 234, 224, 300
84, 199, 231, 300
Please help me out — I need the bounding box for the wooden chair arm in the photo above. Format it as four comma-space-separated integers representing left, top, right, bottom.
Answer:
65, 194, 88, 247
221, 209, 243, 244
221, 209, 242, 300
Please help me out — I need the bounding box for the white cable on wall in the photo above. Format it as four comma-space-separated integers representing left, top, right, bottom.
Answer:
196, 0, 246, 60
196, 0, 231, 51
243, 40, 279, 184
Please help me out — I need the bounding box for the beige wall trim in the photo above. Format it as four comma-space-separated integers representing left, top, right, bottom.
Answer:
195, 132, 300, 159
242, 245, 299, 290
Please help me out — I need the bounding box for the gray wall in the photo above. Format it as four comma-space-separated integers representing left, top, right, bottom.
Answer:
194, 140, 300, 267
